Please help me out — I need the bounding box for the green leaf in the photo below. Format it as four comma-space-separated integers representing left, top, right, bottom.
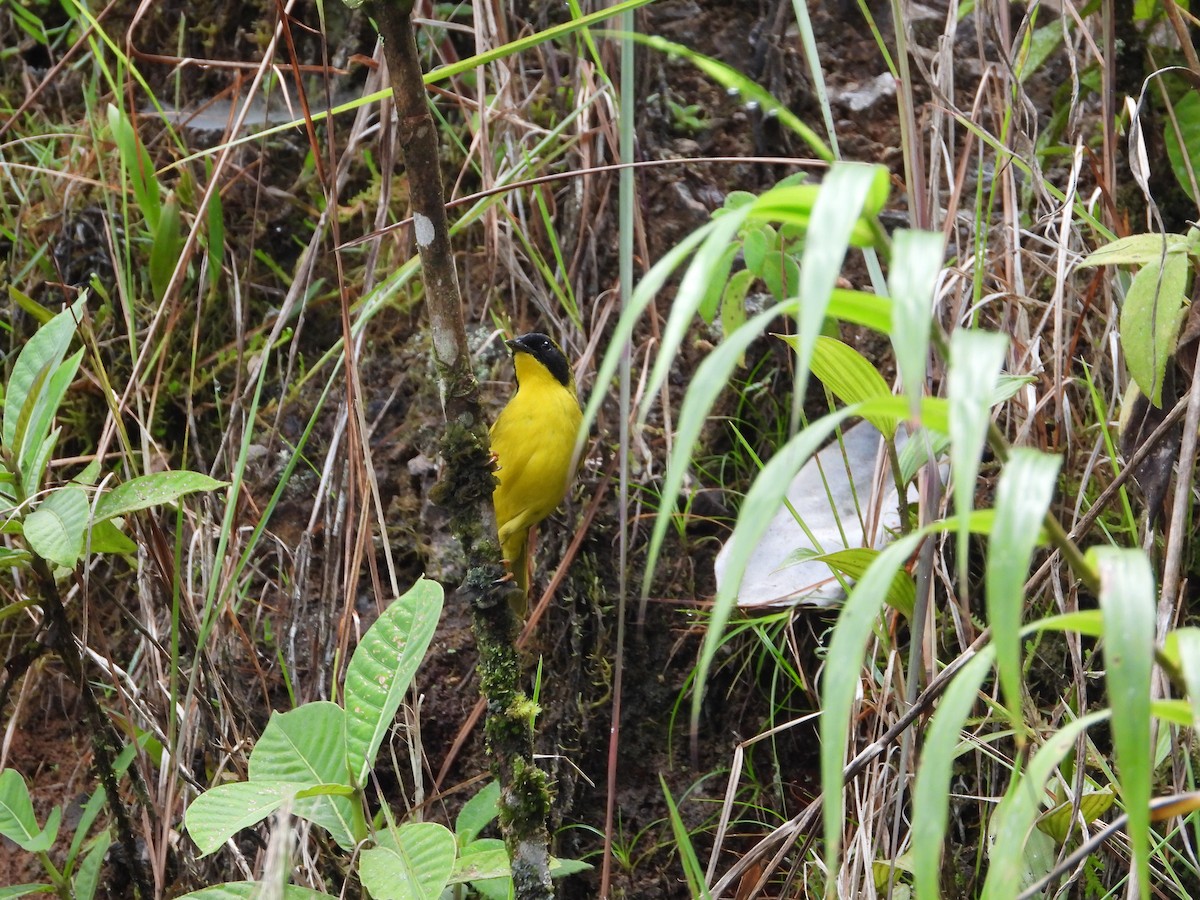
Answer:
826, 288, 892, 333
0, 769, 59, 852
72, 829, 113, 900
86, 518, 138, 555
359, 822, 457, 900
662, 777, 712, 900
149, 190, 183, 302
806, 335, 897, 437
1078, 232, 1192, 268
107, 104, 161, 232
455, 781, 500, 846
344, 578, 444, 785
93, 471, 227, 522
18, 348, 83, 497
450, 842, 510, 884
23, 486, 89, 568
2, 298, 84, 455
184, 781, 304, 857
791, 164, 891, 409
0, 885, 54, 899
696, 243, 738, 323
889, 230, 943, 416
635, 208, 755, 433
1036, 787, 1115, 844
987, 449, 1061, 730
912, 647, 996, 900
742, 224, 774, 276
248, 703, 357, 849
7, 286, 54, 325
948, 329, 1008, 593
813, 547, 915, 617
719, 268, 754, 341
1089, 546, 1155, 900
759, 250, 800, 302
1120, 252, 1189, 406
822, 531, 927, 880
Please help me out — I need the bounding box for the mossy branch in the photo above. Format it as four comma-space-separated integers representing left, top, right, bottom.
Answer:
368, 3, 554, 895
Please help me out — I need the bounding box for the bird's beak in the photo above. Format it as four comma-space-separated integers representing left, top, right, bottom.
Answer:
505, 339, 518, 350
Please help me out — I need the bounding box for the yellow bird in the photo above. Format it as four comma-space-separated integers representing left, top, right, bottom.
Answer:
490, 332, 583, 615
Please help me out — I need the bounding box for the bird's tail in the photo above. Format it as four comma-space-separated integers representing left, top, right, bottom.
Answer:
504, 530, 530, 617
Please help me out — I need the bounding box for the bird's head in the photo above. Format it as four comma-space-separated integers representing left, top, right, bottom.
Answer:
507, 332, 572, 389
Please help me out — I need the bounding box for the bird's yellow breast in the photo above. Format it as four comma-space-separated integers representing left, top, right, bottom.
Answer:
490, 352, 582, 547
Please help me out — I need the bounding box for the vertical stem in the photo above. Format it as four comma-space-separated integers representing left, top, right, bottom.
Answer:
369, 4, 553, 896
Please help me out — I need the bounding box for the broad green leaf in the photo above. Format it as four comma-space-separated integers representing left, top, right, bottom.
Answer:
1120, 252, 1189, 406
889, 230, 943, 416
359, 822, 457, 900
93, 471, 227, 522
344, 578, 444, 785
719, 268, 754, 341
455, 781, 500, 846
697, 243, 738, 323
86, 518, 138, 555
812, 547, 915, 617
1016, 19, 1065, 83
982, 712, 1107, 899
948, 329, 1008, 594
827, 288, 892, 333
20, 423, 62, 503
1089, 546, 1155, 900
17, 348, 83, 497
0, 769, 59, 852
23, 486, 89, 568
450, 842, 510, 884
3, 297, 84, 454
73, 829, 112, 900
912, 647, 996, 900
184, 780, 304, 857
248, 703, 357, 849
759, 250, 800, 302
1036, 787, 1115, 844
742, 224, 774, 276
1078, 232, 1192, 268
1164, 90, 1200, 201
806, 335, 897, 437
987, 449, 1061, 730
821, 530, 926, 879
